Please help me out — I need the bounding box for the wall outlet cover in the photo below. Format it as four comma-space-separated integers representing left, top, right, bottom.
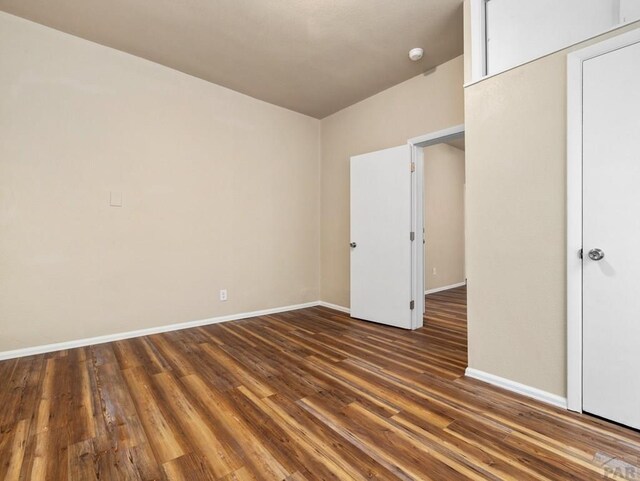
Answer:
110, 191, 123, 207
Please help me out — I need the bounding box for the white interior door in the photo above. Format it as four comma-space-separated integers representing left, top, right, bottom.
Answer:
350, 145, 414, 329
582, 40, 640, 429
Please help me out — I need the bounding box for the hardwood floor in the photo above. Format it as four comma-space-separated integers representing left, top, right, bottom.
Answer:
1, 285, 639, 480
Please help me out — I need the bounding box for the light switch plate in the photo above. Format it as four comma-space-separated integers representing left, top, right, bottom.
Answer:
110, 191, 123, 207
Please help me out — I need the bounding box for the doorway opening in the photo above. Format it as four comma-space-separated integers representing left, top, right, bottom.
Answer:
422, 139, 466, 295
420, 136, 467, 352
408, 125, 466, 333
349, 125, 465, 333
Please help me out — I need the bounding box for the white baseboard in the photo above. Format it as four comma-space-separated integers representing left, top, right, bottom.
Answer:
317, 301, 350, 314
425, 281, 466, 295
465, 368, 567, 409
0, 301, 320, 361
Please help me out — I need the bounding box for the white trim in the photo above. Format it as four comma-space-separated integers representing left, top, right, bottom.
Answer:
411, 145, 425, 329
465, 368, 568, 409
425, 281, 467, 295
0, 301, 319, 361
408, 124, 465, 148
470, 0, 487, 83
317, 301, 350, 314
566, 28, 640, 413
566, 38, 585, 413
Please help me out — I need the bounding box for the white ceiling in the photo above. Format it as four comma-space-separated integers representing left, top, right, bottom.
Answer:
0, 0, 464, 118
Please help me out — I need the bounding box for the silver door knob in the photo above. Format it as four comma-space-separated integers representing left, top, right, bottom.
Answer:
588, 248, 605, 261
350, 242, 357, 248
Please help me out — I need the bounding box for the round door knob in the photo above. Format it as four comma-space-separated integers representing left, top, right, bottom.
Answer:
588, 248, 605, 261
350, 242, 357, 248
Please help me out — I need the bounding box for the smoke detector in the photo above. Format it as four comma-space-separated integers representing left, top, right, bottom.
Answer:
409, 48, 424, 61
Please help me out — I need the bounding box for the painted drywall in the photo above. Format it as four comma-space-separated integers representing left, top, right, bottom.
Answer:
320, 56, 465, 308
465, 21, 640, 396
0, 12, 320, 352
424, 144, 465, 291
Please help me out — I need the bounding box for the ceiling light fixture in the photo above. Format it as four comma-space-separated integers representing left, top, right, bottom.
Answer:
409, 47, 424, 61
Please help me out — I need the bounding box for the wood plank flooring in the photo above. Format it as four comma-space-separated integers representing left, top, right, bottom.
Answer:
1, 285, 640, 480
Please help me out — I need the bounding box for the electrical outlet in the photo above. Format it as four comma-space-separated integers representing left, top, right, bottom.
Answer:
432, 267, 437, 275
219, 289, 228, 301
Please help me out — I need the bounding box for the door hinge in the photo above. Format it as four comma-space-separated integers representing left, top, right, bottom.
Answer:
410, 162, 415, 173
579, 248, 583, 259
410, 231, 415, 241
410, 300, 415, 310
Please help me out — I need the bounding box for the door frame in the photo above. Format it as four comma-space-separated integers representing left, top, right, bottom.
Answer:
408, 124, 465, 329
566, 28, 640, 412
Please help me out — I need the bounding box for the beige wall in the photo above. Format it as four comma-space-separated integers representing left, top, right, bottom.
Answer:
320, 56, 465, 308
424, 144, 465, 291
465, 22, 640, 396
0, 13, 321, 352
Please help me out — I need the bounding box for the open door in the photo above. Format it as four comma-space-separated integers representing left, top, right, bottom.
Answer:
350, 144, 421, 329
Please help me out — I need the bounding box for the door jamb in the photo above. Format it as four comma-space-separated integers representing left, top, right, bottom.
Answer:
566, 28, 640, 412
408, 124, 465, 330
